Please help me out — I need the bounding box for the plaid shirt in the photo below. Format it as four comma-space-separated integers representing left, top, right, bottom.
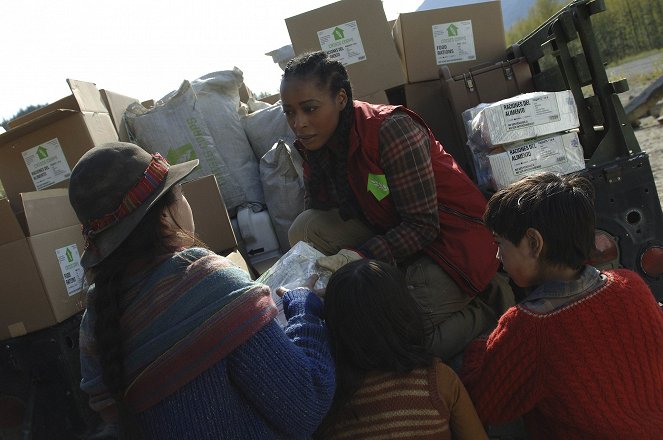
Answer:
357, 112, 440, 264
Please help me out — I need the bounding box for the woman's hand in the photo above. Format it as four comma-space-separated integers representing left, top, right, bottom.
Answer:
276, 274, 324, 298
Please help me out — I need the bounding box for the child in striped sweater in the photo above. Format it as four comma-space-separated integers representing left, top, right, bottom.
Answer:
315, 259, 487, 439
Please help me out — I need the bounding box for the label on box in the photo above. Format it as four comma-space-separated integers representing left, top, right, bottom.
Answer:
317, 21, 366, 66
432, 20, 476, 65
21, 138, 72, 190
502, 94, 561, 132
55, 244, 85, 296
507, 136, 571, 176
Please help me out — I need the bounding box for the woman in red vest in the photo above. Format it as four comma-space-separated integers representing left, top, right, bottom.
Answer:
281, 51, 513, 361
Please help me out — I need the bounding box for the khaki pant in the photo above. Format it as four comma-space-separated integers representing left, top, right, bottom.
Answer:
289, 208, 515, 361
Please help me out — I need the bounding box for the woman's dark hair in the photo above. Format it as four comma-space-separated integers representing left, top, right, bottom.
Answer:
89, 188, 201, 439
484, 172, 596, 269
281, 51, 360, 220
316, 259, 432, 438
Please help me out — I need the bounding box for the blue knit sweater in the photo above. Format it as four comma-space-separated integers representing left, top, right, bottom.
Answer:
135, 288, 335, 439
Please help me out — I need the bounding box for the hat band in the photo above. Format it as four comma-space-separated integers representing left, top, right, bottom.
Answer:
82, 153, 170, 243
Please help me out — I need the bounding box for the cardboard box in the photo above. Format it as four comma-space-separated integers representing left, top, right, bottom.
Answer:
181, 175, 251, 276
0, 79, 118, 215
393, 1, 506, 83
440, 57, 534, 136
0, 191, 86, 341
472, 90, 580, 146
286, 0, 406, 98
357, 90, 390, 105
487, 131, 586, 189
99, 89, 141, 142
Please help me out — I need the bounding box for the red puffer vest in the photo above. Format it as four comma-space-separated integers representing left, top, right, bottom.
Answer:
347, 102, 498, 296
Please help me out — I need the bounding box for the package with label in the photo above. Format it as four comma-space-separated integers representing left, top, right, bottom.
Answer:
470, 90, 580, 147
393, 1, 506, 83
286, 0, 405, 97
487, 131, 586, 190
0, 79, 118, 214
256, 241, 331, 327
0, 190, 86, 341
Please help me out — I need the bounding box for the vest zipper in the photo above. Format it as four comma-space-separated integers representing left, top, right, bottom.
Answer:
438, 204, 485, 225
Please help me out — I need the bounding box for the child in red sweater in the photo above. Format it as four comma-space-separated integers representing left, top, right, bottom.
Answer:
460, 172, 663, 439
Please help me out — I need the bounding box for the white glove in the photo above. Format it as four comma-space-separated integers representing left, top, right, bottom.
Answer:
316, 249, 363, 273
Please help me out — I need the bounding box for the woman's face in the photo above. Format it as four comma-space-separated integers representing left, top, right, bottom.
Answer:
280, 77, 347, 151
165, 185, 195, 236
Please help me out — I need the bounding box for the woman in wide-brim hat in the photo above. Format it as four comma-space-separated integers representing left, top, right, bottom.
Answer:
70, 142, 334, 439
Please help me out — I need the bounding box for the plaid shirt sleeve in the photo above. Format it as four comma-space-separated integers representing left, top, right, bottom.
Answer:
358, 112, 440, 264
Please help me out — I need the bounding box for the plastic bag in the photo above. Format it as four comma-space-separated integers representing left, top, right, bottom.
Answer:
257, 241, 332, 326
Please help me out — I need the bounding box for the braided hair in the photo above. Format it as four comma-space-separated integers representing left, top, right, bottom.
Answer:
282, 51, 361, 220
89, 189, 199, 439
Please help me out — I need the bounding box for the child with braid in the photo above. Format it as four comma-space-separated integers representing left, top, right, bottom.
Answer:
69, 142, 335, 439
461, 172, 663, 439
281, 51, 513, 362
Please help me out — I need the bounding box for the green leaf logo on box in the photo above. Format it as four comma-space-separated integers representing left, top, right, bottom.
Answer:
66, 247, 74, 263
166, 143, 198, 164
333, 27, 345, 40
367, 173, 389, 201
447, 23, 459, 37
37, 146, 49, 160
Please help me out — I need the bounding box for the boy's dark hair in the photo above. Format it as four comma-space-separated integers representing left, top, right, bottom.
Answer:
316, 259, 432, 438
281, 51, 360, 220
484, 172, 596, 269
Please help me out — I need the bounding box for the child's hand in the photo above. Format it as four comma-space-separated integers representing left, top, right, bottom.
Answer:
275, 274, 322, 298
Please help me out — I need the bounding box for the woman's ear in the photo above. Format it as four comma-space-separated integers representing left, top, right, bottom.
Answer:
526, 228, 544, 258
336, 88, 348, 110
160, 207, 174, 230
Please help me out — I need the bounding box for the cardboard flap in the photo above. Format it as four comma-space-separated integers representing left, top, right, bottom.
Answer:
99, 89, 140, 142
0, 198, 25, 244
0, 109, 78, 143
21, 189, 80, 236
182, 175, 237, 254
67, 79, 109, 114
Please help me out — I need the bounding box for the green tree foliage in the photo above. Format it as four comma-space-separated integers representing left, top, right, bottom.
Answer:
506, 0, 663, 65
506, 0, 566, 46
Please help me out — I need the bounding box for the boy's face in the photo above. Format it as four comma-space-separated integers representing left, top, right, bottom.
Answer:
494, 232, 542, 288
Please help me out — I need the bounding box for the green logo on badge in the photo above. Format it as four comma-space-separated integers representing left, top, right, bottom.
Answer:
166, 144, 197, 164
447, 23, 459, 37
37, 146, 49, 160
367, 173, 389, 201
333, 27, 345, 40
66, 247, 74, 263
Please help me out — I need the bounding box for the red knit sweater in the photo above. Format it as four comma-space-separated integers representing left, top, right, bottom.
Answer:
461, 269, 663, 439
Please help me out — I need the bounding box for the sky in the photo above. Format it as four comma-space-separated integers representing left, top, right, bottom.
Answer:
1, 0, 423, 122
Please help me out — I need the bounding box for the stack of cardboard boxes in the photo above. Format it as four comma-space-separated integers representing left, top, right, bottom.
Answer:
285, 0, 404, 104
466, 90, 586, 190
0, 80, 248, 341
285, 0, 511, 179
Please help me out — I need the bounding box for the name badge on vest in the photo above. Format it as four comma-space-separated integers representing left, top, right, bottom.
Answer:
367, 173, 389, 201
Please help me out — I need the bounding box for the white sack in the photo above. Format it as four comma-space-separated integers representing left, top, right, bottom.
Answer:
242, 102, 296, 161
185, 69, 264, 206
260, 140, 305, 253
124, 81, 246, 211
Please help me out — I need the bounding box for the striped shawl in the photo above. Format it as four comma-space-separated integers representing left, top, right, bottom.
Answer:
79, 247, 277, 418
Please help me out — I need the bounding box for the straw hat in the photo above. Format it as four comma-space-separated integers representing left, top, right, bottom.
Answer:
69, 142, 198, 269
